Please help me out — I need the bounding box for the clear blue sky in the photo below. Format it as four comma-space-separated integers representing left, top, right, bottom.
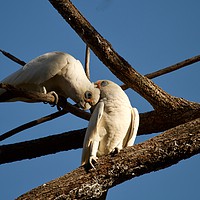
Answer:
0, 1, 199, 199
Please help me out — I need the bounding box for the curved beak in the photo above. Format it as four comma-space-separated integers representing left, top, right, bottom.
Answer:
84, 97, 94, 105
78, 100, 91, 110
94, 81, 101, 89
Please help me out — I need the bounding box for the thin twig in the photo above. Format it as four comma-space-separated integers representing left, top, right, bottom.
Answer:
121, 54, 200, 90
0, 110, 67, 141
0, 102, 90, 142
0, 49, 26, 66
84, 45, 90, 80
0, 83, 91, 141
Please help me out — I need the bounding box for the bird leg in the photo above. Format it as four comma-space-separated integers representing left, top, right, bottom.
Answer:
89, 156, 98, 169
88, 141, 99, 169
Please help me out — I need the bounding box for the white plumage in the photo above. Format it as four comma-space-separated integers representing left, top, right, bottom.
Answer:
0, 51, 100, 109
81, 80, 139, 168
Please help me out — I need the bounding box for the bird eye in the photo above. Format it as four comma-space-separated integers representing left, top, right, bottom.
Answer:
101, 81, 108, 87
84, 91, 92, 99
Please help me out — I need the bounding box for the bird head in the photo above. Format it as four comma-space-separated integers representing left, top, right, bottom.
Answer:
94, 80, 128, 101
79, 83, 100, 110
94, 80, 115, 97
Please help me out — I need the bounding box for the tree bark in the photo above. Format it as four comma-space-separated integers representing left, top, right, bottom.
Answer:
1, 106, 200, 164
48, 0, 197, 111
16, 118, 200, 200
1, 1, 199, 199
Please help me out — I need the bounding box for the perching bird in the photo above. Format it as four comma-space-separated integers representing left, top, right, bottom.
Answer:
0, 51, 100, 109
81, 80, 139, 168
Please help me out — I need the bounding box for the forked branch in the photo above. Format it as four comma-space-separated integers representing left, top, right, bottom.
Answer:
0, 83, 90, 141
49, 0, 197, 110
1, 105, 200, 164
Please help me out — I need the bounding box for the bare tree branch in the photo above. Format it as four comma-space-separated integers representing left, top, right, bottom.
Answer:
1, 50, 199, 143
1, 49, 199, 91
121, 54, 200, 90
16, 118, 200, 200
1, 1, 199, 165
1, 105, 200, 164
0, 128, 86, 164
0, 100, 90, 142
1, 3, 199, 199
49, 0, 197, 111
0, 49, 26, 66
0, 83, 90, 121
0, 83, 91, 141
0, 110, 67, 142
84, 45, 90, 80
0, 83, 56, 103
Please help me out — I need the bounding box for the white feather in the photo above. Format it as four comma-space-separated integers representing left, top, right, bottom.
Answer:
0, 51, 100, 109
81, 80, 139, 167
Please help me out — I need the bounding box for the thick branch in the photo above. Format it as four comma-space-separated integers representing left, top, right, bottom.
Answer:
49, 0, 194, 110
0, 129, 86, 164
17, 118, 200, 199
1, 105, 200, 164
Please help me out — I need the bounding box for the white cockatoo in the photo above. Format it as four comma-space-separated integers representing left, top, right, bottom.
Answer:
81, 80, 139, 168
0, 51, 100, 110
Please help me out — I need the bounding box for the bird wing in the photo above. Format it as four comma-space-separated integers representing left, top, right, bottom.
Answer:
1, 52, 72, 86
123, 107, 139, 147
81, 101, 104, 165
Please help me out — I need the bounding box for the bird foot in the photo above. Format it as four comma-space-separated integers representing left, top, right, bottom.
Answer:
48, 91, 59, 107
89, 156, 98, 169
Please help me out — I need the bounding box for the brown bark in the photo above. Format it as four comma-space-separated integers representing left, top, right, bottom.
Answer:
0, 1, 199, 199
49, 0, 197, 111
0, 129, 85, 164
0, 83, 56, 104
1, 105, 200, 164
16, 118, 200, 200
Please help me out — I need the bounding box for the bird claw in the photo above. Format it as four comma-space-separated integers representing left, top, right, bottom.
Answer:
89, 156, 98, 169
42, 87, 60, 108
48, 91, 59, 107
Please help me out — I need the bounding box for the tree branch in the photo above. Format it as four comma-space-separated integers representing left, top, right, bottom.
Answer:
0, 83, 90, 120
84, 45, 90, 80
0, 129, 86, 164
16, 118, 200, 199
1, 105, 200, 164
0, 83, 90, 141
0, 83, 56, 103
0, 110, 68, 142
0, 49, 26, 66
49, 0, 196, 110
121, 54, 200, 90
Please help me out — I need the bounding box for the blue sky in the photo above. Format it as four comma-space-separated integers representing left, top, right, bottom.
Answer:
0, 1, 199, 199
